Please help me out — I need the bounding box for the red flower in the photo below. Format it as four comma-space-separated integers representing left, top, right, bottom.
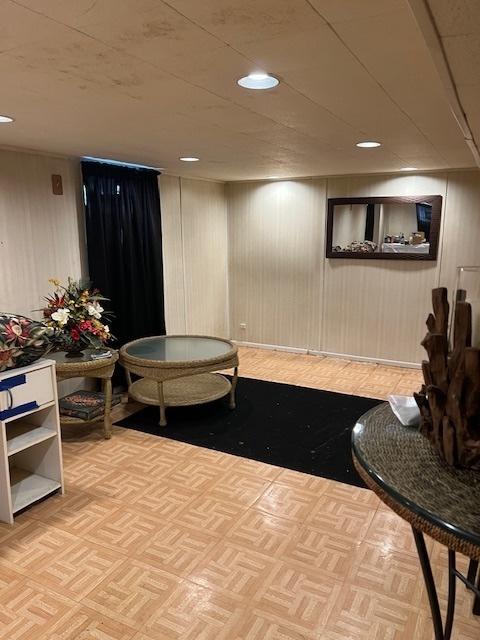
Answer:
70, 328, 80, 341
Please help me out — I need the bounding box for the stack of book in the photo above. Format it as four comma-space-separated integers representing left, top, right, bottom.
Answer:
59, 390, 121, 421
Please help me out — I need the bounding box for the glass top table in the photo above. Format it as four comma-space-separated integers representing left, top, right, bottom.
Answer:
353, 403, 480, 550
48, 348, 118, 439
119, 335, 239, 427
49, 349, 117, 366
124, 335, 234, 363
353, 403, 480, 639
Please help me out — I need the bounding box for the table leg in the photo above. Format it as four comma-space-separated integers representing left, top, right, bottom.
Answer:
445, 550, 456, 640
467, 559, 478, 586
229, 366, 238, 409
472, 562, 480, 615
157, 381, 167, 427
103, 378, 113, 440
412, 527, 453, 640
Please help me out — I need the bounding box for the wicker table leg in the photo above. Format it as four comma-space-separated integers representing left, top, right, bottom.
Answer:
229, 366, 238, 410
157, 381, 167, 427
103, 378, 113, 440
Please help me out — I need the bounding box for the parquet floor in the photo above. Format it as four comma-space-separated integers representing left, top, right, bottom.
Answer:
0, 347, 478, 639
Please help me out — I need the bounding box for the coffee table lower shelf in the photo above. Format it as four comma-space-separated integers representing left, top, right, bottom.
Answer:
129, 372, 231, 413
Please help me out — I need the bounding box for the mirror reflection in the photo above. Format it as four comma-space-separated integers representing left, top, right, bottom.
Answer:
326, 196, 441, 260
332, 202, 432, 255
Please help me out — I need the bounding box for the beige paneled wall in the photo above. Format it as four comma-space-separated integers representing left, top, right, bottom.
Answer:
228, 179, 326, 349
323, 173, 447, 363
181, 178, 228, 337
0, 148, 85, 318
0, 156, 228, 341
439, 171, 480, 292
158, 174, 186, 334
2, 147, 478, 367
159, 175, 228, 338
227, 170, 480, 365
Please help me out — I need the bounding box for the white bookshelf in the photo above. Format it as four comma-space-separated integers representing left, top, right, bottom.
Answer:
0, 359, 64, 524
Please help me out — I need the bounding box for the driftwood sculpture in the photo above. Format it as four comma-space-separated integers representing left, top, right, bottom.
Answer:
414, 287, 480, 469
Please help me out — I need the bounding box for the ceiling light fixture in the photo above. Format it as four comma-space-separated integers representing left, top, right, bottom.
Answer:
266, 176, 280, 179
238, 72, 279, 90
400, 167, 419, 171
356, 141, 381, 148
0, 115, 14, 123
179, 157, 199, 162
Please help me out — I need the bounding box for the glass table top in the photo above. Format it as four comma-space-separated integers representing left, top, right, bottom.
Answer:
352, 403, 480, 549
49, 348, 114, 364
124, 336, 234, 363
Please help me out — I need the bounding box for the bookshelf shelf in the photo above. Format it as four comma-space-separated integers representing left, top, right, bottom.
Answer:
0, 360, 64, 524
7, 424, 57, 456
10, 468, 62, 513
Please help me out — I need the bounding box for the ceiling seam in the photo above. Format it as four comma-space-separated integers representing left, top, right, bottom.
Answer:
159, 0, 365, 134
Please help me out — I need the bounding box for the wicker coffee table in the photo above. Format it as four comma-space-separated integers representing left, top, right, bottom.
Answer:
352, 403, 480, 640
119, 335, 239, 426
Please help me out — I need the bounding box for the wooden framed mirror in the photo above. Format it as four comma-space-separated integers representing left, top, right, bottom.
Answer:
326, 195, 442, 260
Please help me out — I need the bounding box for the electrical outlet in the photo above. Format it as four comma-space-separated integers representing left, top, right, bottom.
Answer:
239, 322, 247, 330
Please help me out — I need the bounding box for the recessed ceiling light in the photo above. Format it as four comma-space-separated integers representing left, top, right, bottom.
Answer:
179, 157, 199, 162
356, 141, 381, 148
238, 73, 279, 90
0, 115, 14, 123
400, 167, 418, 171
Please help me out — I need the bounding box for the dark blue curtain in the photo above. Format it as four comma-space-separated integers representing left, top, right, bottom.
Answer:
81, 161, 165, 347
416, 203, 432, 241
364, 203, 375, 241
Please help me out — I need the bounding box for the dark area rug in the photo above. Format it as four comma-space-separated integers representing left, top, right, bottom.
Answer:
115, 376, 382, 488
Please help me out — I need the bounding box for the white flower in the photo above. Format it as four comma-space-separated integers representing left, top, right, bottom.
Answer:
51, 308, 70, 326
104, 325, 110, 334
12, 324, 22, 336
86, 301, 104, 319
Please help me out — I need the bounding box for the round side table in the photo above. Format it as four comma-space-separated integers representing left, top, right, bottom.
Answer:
119, 335, 239, 426
352, 403, 480, 640
50, 349, 118, 439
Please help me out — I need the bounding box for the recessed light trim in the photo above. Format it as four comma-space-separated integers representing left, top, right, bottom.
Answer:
356, 141, 381, 148
238, 73, 279, 90
0, 115, 14, 123
401, 166, 419, 171
179, 157, 199, 162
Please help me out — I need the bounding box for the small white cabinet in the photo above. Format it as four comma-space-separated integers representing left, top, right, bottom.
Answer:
0, 359, 64, 524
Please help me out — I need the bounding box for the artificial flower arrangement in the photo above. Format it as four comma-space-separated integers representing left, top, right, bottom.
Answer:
42, 278, 114, 354
0, 313, 54, 372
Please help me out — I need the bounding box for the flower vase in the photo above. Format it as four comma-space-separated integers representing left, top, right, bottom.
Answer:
64, 345, 85, 358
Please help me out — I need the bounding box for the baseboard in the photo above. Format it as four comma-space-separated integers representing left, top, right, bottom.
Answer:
232, 340, 309, 354
309, 350, 420, 369
232, 340, 421, 369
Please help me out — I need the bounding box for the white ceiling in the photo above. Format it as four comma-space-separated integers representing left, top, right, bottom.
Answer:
424, 0, 480, 162
0, 0, 476, 180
